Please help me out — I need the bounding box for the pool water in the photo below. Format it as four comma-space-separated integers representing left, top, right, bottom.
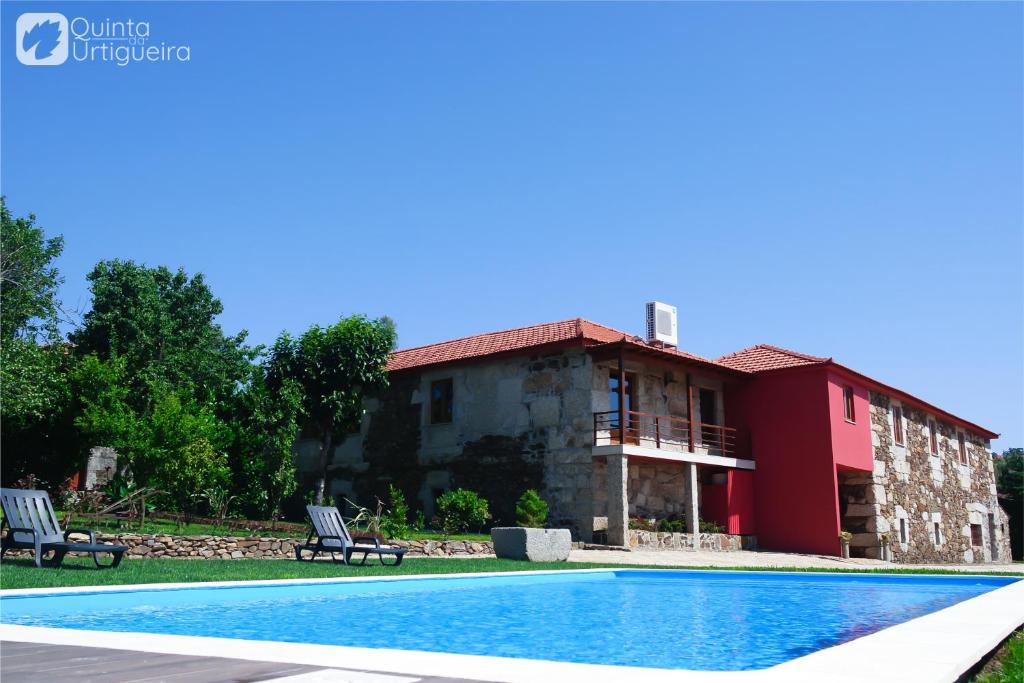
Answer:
1, 570, 1014, 670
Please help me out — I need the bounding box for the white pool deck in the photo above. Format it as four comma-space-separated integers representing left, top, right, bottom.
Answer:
1, 568, 1022, 683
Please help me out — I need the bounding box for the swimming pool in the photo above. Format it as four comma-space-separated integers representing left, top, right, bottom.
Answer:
1, 569, 1017, 673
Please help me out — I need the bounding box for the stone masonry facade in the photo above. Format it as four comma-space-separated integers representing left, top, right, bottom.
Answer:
840, 391, 1011, 563
297, 348, 598, 537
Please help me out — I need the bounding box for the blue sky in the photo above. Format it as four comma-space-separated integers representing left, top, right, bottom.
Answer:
3, 2, 1021, 448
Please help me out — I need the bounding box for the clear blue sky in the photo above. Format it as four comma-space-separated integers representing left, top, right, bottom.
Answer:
3, 2, 1021, 449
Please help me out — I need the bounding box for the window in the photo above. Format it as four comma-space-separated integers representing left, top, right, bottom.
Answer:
970, 524, 983, 547
957, 432, 968, 465
899, 518, 908, 544
843, 386, 855, 422
928, 419, 938, 455
892, 405, 904, 446
430, 379, 453, 424
933, 521, 941, 545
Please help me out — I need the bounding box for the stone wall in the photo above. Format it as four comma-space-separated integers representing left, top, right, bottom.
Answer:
852, 392, 1012, 564
295, 348, 597, 538
4, 534, 495, 559
628, 529, 756, 551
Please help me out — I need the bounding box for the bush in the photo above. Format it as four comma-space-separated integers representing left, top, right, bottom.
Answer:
380, 484, 411, 540
435, 488, 489, 537
699, 519, 724, 534
515, 489, 549, 528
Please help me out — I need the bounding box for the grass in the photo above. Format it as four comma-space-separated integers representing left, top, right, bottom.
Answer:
973, 630, 1024, 683
2, 556, 1020, 591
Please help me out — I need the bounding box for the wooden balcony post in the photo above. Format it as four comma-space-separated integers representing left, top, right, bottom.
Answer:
686, 372, 695, 452
617, 347, 626, 445
654, 415, 661, 449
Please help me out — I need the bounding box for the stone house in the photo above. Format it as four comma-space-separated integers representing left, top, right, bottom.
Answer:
295, 317, 1011, 563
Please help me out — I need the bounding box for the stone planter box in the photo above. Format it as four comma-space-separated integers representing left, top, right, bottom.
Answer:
491, 527, 571, 562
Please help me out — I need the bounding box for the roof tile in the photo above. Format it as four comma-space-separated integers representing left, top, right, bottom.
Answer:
715, 344, 830, 373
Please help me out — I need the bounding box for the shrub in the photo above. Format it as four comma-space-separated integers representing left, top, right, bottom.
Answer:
515, 489, 549, 528
412, 510, 426, 532
699, 519, 724, 534
380, 484, 411, 540
657, 517, 686, 533
435, 488, 490, 537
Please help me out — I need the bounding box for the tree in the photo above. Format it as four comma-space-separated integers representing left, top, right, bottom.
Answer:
0, 199, 77, 487
267, 315, 396, 504
227, 372, 303, 520
70, 259, 256, 412
995, 448, 1022, 560
0, 197, 65, 341
73, 354, 232, 513
515, 489, 549, 528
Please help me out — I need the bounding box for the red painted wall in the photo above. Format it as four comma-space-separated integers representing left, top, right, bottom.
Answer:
726, 366, 842, 556
702, 470, 755, 535
826, 371, 873, 472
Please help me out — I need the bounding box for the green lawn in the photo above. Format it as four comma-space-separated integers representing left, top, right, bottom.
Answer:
2, 556, 1020, 591
973, 630, 1023, 683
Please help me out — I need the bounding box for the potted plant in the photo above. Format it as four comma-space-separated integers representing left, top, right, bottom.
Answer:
839, 530, 852, 558
491, 489, 571, 562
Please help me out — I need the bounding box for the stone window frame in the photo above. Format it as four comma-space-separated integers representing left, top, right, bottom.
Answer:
927, 418, 939, 456
969, 523, 983, 547
429, 378, 454, 425
957, 431, 969, 466
929, 513, 943, 546
890, 402, 906, 448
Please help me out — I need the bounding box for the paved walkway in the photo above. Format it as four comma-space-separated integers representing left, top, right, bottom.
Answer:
567, 547, 1023, 573
0, 641, 477, 683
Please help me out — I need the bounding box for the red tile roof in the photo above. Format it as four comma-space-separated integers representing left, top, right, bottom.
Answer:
387, 318, 628, 372
716, 344, 830, 373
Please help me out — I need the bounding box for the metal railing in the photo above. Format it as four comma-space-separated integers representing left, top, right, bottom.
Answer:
593, 410, 742, 457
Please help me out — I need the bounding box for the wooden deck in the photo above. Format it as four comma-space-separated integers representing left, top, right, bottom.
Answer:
0, 641, 480, 682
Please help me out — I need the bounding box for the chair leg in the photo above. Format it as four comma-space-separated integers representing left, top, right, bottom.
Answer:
46, 549, 67, 568
93, 551, 121, 568
379, 553, 402, 567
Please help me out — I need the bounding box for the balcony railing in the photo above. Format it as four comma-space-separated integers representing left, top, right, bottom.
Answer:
593, 410, 743, 457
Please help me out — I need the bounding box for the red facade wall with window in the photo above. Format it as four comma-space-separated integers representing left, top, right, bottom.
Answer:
726, 367, 842, 556
826, 371, 873, 472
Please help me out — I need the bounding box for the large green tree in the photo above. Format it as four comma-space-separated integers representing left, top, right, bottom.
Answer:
73, 353, 232, 513
0, 200, 77, 486
0, 197, 65, 341
995, 447, 1022, 560
267, 315, 396, 504
70, 260, 256, 411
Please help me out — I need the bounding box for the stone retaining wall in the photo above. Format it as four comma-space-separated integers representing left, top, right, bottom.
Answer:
3, 533, 494, 560
629, 530, 757, 551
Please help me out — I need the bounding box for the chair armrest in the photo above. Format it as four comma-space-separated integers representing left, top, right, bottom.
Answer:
65, 528, 96, 543
352, 536, 381, 547
5, 527, 37, 540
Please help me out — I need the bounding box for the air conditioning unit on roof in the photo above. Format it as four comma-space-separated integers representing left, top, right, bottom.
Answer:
645, 302, 677, 347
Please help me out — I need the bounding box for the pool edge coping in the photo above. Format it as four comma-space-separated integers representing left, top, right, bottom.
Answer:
1, 567, 1022, 682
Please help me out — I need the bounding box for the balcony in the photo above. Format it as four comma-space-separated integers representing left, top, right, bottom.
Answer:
592, 410, 754, 470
